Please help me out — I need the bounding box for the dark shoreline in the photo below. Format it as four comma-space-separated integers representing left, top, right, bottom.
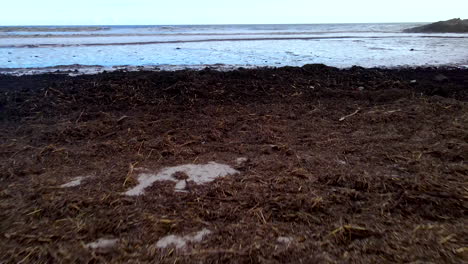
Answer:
1, 64, 467, 99
1, 63, 468, 77
0, 65, 467, 263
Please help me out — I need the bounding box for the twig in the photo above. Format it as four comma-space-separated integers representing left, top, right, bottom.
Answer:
123, 162, 138, 187
339, 108, 360, 121
75, 110, 84, 123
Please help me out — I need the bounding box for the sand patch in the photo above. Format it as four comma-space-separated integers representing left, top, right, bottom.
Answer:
86, 238, 118, 250
156, 229, 212, 249
60, 176, 87, 188
124, 162, 239, 196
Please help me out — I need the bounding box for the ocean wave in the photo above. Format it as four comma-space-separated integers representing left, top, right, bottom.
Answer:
0, 64, 254, 76
0, 26, 110, 33
2, 63, 467, 76
0, 30, 398, 39
1, 35, 466, 49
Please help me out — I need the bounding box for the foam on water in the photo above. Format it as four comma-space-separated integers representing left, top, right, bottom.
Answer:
277, 236, 293, 244
156, 229, 212, 249
236, 157, 248, 166
86, 238, 118, 249
124, 162, 239, 196
60, 176, 87, 188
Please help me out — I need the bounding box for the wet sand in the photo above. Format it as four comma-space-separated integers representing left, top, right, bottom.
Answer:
0, 65, 467, 263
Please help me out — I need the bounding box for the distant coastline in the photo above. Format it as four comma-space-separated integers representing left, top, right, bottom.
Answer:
404, 18, 468, 33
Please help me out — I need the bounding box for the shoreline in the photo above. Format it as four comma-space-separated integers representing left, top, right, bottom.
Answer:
0, 66, 467, 263
1, 62, 468, 76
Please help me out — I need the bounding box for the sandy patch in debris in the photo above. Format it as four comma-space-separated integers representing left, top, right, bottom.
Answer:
60, 176, 87, 188
86, 238, 118, 250
156, 229, 212, 249
124, 162, 239, 196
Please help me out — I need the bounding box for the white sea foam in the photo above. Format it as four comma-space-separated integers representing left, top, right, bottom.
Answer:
60, 176, 87, 188
156, 229, 212, 249
124, 162, 239, 196
277, 236, 293, 244
235, 157, 248, 165
337, 159, 347, 165
86, 238, 118, 249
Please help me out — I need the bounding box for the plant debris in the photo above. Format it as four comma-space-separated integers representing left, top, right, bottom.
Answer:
0, 65, 467, 263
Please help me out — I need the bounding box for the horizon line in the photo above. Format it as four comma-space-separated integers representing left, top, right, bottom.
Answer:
0, 21, 429, 27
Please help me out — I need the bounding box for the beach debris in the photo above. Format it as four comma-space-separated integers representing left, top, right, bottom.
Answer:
124, 162, 239, 195
329, 225, 377, 241
339, 109, 360, 122
86, 238, 118, 251
60, 176, 87, 188
455, 247, 468, 261
116, 115, 129, 123
156, 228, 212, 249
277, 236, 293, 244
357, 86, 365, 91
410, 80, 417, 84
439, 234, 456, 244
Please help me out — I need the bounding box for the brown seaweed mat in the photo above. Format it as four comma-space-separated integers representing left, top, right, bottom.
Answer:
0, 65, 467, 263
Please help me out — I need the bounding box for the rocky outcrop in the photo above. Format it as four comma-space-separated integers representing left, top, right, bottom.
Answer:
404, 18, 468, 33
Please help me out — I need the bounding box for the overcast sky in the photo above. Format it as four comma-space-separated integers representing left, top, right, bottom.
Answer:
1, 0, 467, 25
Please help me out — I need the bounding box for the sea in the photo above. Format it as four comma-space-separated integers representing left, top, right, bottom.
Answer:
1, 23, 468, 74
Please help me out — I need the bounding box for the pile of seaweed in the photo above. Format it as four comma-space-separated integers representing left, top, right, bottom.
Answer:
0, 65, 467, 263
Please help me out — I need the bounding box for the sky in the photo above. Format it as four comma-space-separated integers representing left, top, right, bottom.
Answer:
1, 0, 467, 25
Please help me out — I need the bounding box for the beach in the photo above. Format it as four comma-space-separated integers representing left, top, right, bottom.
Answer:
1, 65, 467, 263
